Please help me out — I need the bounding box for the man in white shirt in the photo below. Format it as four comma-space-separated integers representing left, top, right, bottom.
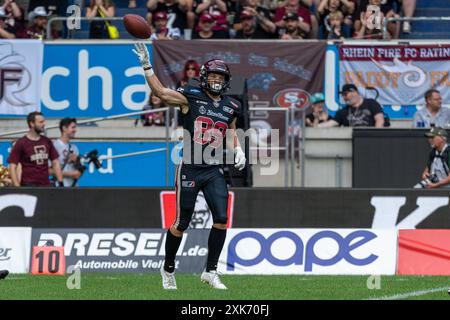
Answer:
52, 117, 82, 187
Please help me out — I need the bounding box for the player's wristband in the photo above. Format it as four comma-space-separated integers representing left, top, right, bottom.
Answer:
144, 67, 154, 77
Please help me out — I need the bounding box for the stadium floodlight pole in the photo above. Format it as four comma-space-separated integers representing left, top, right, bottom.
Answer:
0, 107, 171, 138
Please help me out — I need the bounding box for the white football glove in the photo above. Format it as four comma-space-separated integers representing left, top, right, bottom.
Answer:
234, 147, 246, 171
132, 42, 152, 70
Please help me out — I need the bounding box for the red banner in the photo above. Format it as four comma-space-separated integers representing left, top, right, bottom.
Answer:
397, 229, 450, 275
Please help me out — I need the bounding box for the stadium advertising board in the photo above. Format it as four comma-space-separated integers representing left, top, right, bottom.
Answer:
31, 229, 209, 273
41, 43, 153, 117
0, 40, 43, 116
0, 141, 175, 187
338, 44, 450, 119
397, 229, 450, 275
0, 227, 32, 273
2, 189, 450, 228
219, 229, 397, 275
160, 191, 234, 229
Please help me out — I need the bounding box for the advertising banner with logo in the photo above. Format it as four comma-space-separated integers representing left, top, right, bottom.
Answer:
40, 42, 153, 117
160, 191, 234, 229
31, 229, 210, 273
397, 229, 450, 275
0, 141, 175, 187
153, 41, 326, 144
339, 45, 450, 114
219, 229, 397, 275
0, 227, 32, 273
0, 40, 43, 116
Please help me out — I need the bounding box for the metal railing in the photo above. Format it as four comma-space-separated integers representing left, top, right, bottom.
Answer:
47, 16, 124, 40
382, 16, 450, 39
0, 107, 172, 186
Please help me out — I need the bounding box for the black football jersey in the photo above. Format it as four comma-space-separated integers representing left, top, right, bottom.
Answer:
176, 85, 241, 166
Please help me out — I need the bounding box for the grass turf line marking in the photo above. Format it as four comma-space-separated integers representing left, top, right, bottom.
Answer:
367, 286, 450, 300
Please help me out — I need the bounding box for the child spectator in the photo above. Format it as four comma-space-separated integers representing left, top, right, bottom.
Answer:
326, 10, 344, 39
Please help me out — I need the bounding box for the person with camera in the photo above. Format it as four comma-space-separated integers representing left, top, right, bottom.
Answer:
417, 127, 450, 189
51, 117, 82, 187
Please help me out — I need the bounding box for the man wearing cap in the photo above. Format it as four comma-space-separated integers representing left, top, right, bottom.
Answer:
420, 127, 450, 189
235, 9, 275, 39
192, 12, 229, 39
147, 0, 190, 34
319, 83, 384, 128
150, 11, 181, 40
26, 6, 57, 39
279, 12, 305, 39
306, 92, 329, 127
233, 0, 276, 36
412, 89, 450, 128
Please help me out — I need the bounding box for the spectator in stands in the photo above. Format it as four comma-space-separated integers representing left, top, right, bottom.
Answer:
28, 0, 67, 39
273, 0, 311, 37
306, 92, 330, 127
147, 0, 190, 35
412, 89, 450, 129
317, 0, 354, 38
192, 12, 229, 38
319, 83, 384, 127
0, 7, 15, 38
2, 0, 26, 36
401, 0, 416, 34
194, 0, 229, 33
26, 6, 59, 39
8, 112, 63, 187
354, 0, 400, 39
279, 11, 304, 39
135, 92, 166, 127
150, 11, 181, 39
235, 9, 275, 39
326, 10, 344, 39
418, 126, 450, 189
86, 0, 116, 39
233, 0, 275, 35
178, 59, 200, 87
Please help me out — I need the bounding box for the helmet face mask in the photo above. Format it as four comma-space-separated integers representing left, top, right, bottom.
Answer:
200, 59, 231, 95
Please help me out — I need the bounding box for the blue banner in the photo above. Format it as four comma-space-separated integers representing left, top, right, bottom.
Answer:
41, 42, 153, 117
0, 140, 176, 187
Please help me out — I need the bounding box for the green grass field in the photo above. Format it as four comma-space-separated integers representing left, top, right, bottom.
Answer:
0, 274, 449, 300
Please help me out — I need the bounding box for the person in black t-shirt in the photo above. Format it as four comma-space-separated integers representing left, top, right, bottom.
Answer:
319, 83, 384, 128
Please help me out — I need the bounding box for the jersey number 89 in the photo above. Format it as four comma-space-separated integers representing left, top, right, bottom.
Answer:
193, 116, 228, 148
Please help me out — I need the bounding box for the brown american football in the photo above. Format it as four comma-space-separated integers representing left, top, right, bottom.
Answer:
123, 14, 152, 39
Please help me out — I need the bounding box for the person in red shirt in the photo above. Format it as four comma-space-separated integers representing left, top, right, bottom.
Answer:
8, 112, 63, 187
273, 0, 312, 36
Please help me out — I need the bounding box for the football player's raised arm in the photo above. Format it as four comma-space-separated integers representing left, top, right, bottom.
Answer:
132, 43, 188, 108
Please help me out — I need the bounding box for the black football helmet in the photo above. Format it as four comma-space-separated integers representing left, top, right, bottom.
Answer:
199, 59, 231, 95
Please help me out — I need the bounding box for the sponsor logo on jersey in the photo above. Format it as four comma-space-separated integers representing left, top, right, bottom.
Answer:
207, 110, 228, 121
190, 88, 201, 93
199, 106, 206, 114
223, 106, 234, 114
196, 100, 208, 105
181, 181, 196, 188
229, 100, 239, 109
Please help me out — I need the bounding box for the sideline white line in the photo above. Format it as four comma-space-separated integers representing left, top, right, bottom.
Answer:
368, 286, 450, 300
